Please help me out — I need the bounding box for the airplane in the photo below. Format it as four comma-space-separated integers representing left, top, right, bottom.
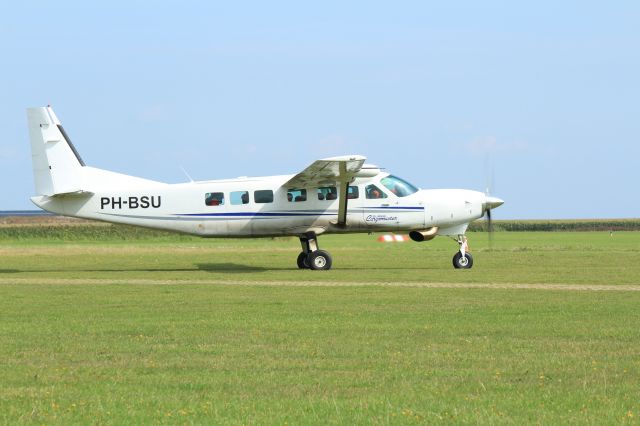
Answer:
26, 106, 504, 270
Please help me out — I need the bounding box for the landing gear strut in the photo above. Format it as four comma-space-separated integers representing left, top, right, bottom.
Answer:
452, 235, 473, 269
297, 232, 333, 270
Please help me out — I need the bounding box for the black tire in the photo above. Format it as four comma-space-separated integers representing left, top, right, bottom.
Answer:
453, 252, 473, 269
297, 252, 310, 269
308, 250, 333, 271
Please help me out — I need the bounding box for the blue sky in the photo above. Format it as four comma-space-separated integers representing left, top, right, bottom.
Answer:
1, 1, 638, 218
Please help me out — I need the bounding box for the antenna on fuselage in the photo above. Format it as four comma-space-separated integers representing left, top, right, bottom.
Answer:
180, 166, 195, 183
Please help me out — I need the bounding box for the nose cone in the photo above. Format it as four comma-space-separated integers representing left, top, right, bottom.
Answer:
484, 195, 504, 210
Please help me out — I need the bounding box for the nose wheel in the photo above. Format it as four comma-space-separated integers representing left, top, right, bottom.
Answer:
453, 251, 473, 269
297, 232, 333, 270
453, 235, 473, 269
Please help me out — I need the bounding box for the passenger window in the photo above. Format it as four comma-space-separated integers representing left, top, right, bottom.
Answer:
254, 190, 274, 203
230, 191, 250, 205
347, 186, 359, 199
365, 184, 388, 199
287, 188, 307, 202
205, 192, 225, 206
317, 186, 337, 201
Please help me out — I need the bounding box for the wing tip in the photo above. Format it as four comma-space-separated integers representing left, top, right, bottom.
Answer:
320, 154, 366, 162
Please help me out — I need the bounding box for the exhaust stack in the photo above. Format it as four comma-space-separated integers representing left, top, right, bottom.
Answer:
409, 227, 439, 242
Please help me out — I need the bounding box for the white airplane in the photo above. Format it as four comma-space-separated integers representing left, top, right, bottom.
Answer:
26, 106, 503, 270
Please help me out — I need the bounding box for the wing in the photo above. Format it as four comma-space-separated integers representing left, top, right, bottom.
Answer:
283, 155, 367, 188
283, 155, 367, 226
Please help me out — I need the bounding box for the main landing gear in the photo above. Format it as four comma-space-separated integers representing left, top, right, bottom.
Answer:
452, 235, 473, 269
297, 231, 333, 271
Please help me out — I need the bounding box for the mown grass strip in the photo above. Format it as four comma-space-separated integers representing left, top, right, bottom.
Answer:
1, 277, 640, 291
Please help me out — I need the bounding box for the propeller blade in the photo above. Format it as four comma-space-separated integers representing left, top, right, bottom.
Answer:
482, 159, 501, 251
488, 208, 494, 238
486, 207, 494, 249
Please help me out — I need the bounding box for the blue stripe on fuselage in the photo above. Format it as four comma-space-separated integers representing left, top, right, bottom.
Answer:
176, 212, 334, 217
175, 207, 424, 218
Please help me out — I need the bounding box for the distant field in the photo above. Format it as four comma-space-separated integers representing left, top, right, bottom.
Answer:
2, 215, 640, 234
1, 222, 639, 423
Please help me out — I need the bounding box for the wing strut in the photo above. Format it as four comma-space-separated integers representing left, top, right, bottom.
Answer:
336, 162, 350, 227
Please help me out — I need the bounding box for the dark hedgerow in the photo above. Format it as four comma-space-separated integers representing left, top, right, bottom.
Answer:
0, 224, 198, 241
468, 219, 640, 232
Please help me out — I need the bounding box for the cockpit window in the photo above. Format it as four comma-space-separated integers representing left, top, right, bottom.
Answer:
365, 184, 388, 199
380, 175, 419, 197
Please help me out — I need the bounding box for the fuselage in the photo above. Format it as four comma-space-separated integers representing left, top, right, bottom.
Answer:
26, 105, 504, 270
32, 172, 487, 238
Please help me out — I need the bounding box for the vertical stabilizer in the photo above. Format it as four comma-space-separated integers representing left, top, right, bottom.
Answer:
27, 106, 85, 195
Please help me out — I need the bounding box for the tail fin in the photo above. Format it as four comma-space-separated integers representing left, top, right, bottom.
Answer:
27, 106, 85, 196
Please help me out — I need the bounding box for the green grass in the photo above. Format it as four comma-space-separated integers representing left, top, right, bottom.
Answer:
1, 230, 640, 423
1, 231, 638, 285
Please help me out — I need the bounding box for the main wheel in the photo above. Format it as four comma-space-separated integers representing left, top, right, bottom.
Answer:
307, 250, 333, 271
453, 252, 473, 269
297, 252, 310, 269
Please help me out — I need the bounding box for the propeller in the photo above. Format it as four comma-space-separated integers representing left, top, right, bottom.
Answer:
483, 195, 504, 249
483, 160, 503, 248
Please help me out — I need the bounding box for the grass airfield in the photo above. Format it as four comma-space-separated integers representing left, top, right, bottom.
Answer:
1, 227, 639, 423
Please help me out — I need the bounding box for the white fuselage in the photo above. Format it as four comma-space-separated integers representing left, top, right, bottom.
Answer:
32, 172, 486, 238
26, 105, 504, 271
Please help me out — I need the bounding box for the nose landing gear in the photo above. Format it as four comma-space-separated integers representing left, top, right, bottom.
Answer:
452, 235, 473, 269
297, 231, 333, 270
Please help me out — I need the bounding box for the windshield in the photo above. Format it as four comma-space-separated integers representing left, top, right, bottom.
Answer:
380, 175, 419, 197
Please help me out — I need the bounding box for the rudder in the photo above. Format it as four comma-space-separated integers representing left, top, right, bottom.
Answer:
27, 106, 85, 196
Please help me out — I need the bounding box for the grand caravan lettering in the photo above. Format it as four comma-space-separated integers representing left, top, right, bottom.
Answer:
365, 214, 398, 223
100, 196, 161, 209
